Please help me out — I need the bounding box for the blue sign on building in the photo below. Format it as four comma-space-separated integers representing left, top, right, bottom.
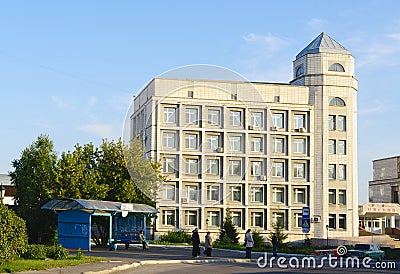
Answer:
302, 206, 310, 233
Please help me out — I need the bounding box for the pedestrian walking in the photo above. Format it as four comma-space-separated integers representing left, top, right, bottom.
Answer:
191, 228, 200, 258
139, 230, 148, 250
245, 229, 254, 259
272, 233, 278, 256
204, 231, 212, 256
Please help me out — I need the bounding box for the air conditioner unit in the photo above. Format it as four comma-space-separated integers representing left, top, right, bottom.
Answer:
181, 198, 188, 204
270, 126, 278, 131
259, 175, 267, 181
216, 147, 224, 153
311, 216, 321, 223
299, 127, 306, 133
248, 125, 254, 130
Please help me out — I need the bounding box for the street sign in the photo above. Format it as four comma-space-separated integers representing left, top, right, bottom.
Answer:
302, 206, 310, 233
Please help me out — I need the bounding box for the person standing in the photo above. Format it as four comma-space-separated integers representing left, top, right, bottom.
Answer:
191, 228, 200, 258
245, 229, 254, 259
204, 231, 212, 257
139, 230, 148, 250
272, 233, 278, 256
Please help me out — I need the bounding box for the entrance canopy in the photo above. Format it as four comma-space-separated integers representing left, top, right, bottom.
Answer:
359, 203, 400, 217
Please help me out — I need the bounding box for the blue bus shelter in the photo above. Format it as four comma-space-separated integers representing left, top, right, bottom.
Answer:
41, 198, 158, 251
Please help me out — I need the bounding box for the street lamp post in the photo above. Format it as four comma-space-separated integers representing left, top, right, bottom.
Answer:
0, 184, 5, 204
326, 225, 329, 247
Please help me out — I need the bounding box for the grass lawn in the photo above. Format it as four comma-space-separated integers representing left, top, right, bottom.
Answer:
0, 256, 105, 273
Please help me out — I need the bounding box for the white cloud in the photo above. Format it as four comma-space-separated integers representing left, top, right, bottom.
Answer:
88, 96, 97, 108
386, 32, 400, 40
51, 96, 69, 110
242, 32, 290, 55
79, 123, 118, 139
307, 18, 327, 28
358, 100, 384, 115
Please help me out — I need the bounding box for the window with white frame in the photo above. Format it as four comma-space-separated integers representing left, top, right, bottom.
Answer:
272, 212, 285, 226
251, 187, 263, 202
207, 159, 219, 175
272, 113, 284, 128
186, 185, 198, 202
329, 189, 336, 204
294, 213, 302, 228
208, 109, 220, 125
339, 214, 346, 229
294, 114, 305, 129
293, 138, 306, 154
338, 116, 346, 131
251, 212, 263, 227
294, 188, 306, 203
208, 211, 220, 226
185, 108, 198, 125
162, 210, 175, 226
338, 164, 346, 180
272, 187, 284, 203
272, 162, 284, 177
251, 137, 262, 152
207, 134, 219, 150
251, 161, 262, 176
164, 107, 176, 124
329, 214, 336, 229
338, 190, 346, 205
163, 157, 175, 173
338, 140, 346, 155
229, 160, 241, 176
328, 139, 336, 154
185, 159, 198, 174
229, 136, 241, 152
185, 210, 197, 226
230, 186, 242, 202
207, 185, 220, 201
185, 134, 198, 149
273, 138, 284, 153
328, 164, 336, 179
232, 211, 242, 227
164, 184, 176, 201
328, 115, 335, 130
162, 132, 176, 149
251, 112, 263, 127
230, 110, 242, 126
293, 162, 305, 178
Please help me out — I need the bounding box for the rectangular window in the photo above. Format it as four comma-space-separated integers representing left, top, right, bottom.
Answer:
207, 185, 219, 201
339, 214, 346, 229
251, 212, 263, 227
338, 190, 346, 205
273, 138, 284, 153
272, 113, 284, 128
163, 157, 175, 173
207, 159, 219, 175
294, 213, 302, 228
338, 140, 346, 155
294, 114, 305, 129
164, 107, 176, 124
185, 108, 198, 125
207, 135, 219, 150
230, 186, 241, 202
185, 159, 198, 174
328, 164, 336, 179
187, 91, 194, 98
251, 112, 263, 127
272, 187, 284, 203
251, 137, 262, 152
162, 132, 176, 149
328, 139, 336, 154
272, 212, 285, 227
294, 188, 306, 203
185, 210, 197, 226
329, 214, 336, 229
338, 164, 346, 180
328, 115, 335, 130
293, 162, 305, 178
229, 136, 241, 152
251, 161, 262, 176
293, 138, 306, 154
187, 185, 198, 202
208, 109, 220, 125
208, 211, 220, 226
272, 162, 284, 177
232, 211, 241, 227
185, 134, 198, 149
163, 210, 175, 226
229, 160, 241, 176
164, 184, 176, 201
338, 116, 346, 131
329, 189, 336, 204
251, 187, 263, 202
230, 110, 241, 126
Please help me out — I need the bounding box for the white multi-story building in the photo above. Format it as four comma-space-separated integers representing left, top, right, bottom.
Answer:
130, 33, 358, 241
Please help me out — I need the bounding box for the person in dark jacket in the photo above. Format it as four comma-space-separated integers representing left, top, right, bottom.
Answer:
139, 230, 148, 250
272, 233, 278, 256
204, 231, 212, 256
191, 228, 200, 258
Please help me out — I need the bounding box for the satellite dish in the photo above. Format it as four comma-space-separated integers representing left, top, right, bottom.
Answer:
122, 210, 128, 217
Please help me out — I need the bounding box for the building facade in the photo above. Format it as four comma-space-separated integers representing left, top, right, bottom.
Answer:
130, 33, 358, 241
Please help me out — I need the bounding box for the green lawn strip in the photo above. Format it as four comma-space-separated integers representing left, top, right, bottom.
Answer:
0, 256, 105, 273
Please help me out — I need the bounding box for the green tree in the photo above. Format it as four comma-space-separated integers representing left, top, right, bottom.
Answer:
268, 219, 288, 247
10, 135, 58, 243
217, 209, 239, 245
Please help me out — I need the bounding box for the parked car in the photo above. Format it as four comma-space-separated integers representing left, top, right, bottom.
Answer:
346, 244, 385, 260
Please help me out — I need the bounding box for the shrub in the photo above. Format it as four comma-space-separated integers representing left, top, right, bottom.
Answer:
252, 231, 266, 248
217, 209, 239, 245
46, 244, 69, 260
23, 244, 47, 260
0, 203, 28, 261
159, 230, 191, 243
75, 248, 83, 260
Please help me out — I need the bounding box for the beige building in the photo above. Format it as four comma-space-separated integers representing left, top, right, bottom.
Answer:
130, 33, 358, 241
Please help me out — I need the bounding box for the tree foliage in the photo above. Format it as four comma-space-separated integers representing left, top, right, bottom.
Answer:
267, 219, 288, 247
217, 209, 239, 245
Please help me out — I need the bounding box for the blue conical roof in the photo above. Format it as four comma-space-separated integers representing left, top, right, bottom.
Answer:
296, 32, 349, 59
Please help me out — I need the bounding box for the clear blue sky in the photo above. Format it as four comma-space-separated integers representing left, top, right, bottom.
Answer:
1, 1, 400, 204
